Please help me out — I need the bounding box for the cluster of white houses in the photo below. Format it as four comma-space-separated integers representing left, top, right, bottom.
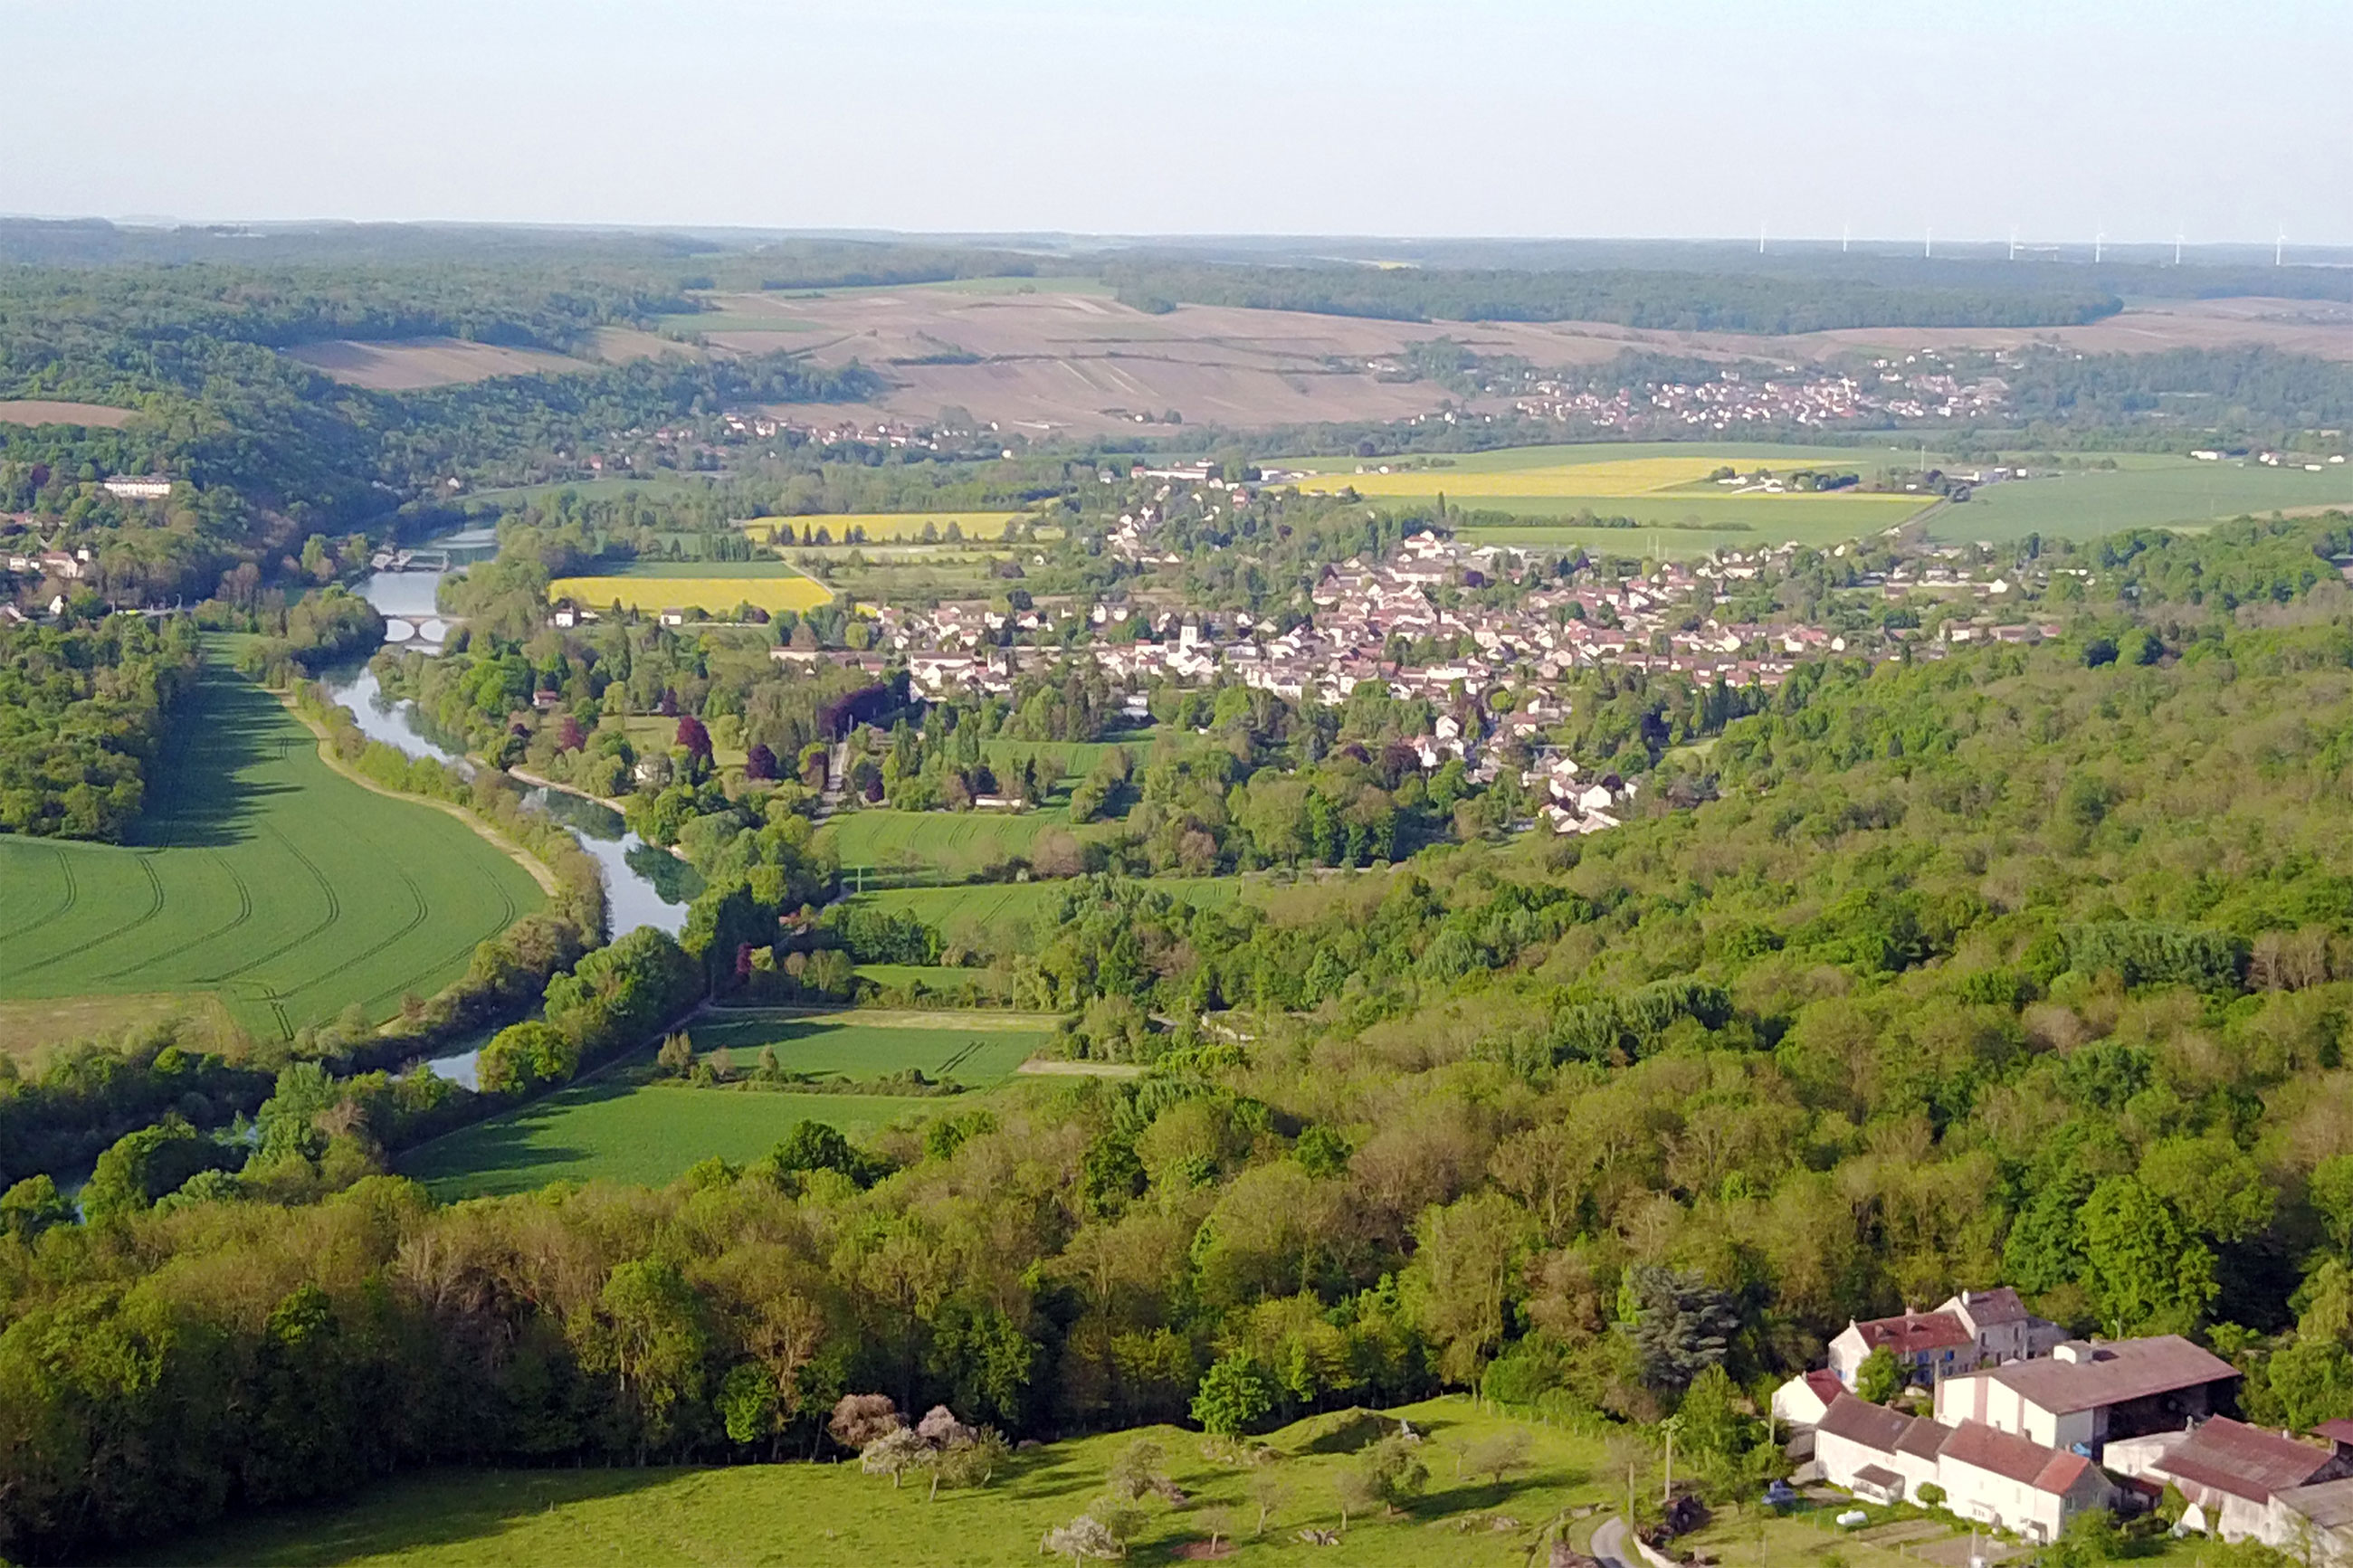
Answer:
1773, 1291, 2353, 1559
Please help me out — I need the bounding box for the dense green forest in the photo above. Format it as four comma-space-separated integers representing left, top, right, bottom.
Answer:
0, 614, 201, 839
15, 520, 2353, 1559
1103, 261, 2125, 333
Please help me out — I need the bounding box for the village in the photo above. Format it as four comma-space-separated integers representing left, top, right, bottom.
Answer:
829, 521, 2054, 838
1507, 360, 2013, 433
1767, 1289, 2353, 1561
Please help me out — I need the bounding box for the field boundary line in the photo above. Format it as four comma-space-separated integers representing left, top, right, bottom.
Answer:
268, 688, 561, 900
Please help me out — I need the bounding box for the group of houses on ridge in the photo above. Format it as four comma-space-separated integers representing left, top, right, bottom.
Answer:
1774, 1289, 2353, 1560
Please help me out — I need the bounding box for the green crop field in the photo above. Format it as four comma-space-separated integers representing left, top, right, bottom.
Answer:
0, 666, 542, 1049
399, 1075, 930, 1199
821, 807, 1083, 885
1923, 456, 2353, 543
142, 1397, 1625, 1568
686, 1008, 1054, 1085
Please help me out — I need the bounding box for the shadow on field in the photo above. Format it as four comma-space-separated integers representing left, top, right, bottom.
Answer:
132, 670, 300, 851
133, 1468, 683, 1566
398, 1075, 644, 1190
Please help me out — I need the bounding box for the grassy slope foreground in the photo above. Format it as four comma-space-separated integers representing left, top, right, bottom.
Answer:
141, 1400, 1624, 1568
0, 666, 544, 1047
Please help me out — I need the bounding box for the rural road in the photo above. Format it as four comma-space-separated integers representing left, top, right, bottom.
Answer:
1591, 1516, 1638, 1568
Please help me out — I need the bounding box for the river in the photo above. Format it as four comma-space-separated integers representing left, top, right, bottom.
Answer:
329, 528, 698, 1084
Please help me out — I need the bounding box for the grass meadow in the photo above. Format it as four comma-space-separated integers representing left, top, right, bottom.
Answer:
1924, 455, 2353, 542
847, 877, 1243, 945
399, 1076, 925, 1199
0, 666, 543, 1049
685, 1007, 1056, 1085
139, 1396, 1633, 1568
820, 806, 1086, 885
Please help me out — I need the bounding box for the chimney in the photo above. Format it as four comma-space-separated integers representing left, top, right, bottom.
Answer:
2053, 1342, 2088, 1364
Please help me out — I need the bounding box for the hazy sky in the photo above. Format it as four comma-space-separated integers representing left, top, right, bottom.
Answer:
6, 0, 2348, 244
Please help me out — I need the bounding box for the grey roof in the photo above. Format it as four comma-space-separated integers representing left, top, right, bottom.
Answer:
2277, 1477, 2353, 1531
1970, 1335, 2235, 1414
1948, 1287, 2030, 1327
2151, 1418, 2335, 1505
1818, 1392, 1917, 1453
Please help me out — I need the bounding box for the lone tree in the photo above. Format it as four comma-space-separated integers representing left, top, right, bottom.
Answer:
1855, 1346, 1902, 1405
860, 1426, 929, 1488
1191, 1351, 1274, 1440
1043, 1515, 1122, 1563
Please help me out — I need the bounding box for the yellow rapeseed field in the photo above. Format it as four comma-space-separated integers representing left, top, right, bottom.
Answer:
548, 574, 835, 616
1291, 456, 1740, 499
741, 512, 1029, 543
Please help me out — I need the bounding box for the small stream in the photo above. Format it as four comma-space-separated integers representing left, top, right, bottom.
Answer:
329, 527, 697, 1082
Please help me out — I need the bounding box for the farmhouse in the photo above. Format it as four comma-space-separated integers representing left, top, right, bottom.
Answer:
1932, 1335, 2236, 1455
1771, 1369, 1845, 1430
101, 475, 172, 499
2272, 1478, 2353, 1566
1810, 1393, 2112, 1542
1828, 1288, 2062, 1390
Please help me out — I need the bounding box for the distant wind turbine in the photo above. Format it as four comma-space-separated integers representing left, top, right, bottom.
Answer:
2094, 227, 2105, 264
1924, 227, 1933, 259
2008, 228, 2018, 261
2277, 228, 2287, 266
2174, 231, 2185, 266
1842, 222, 1851, 253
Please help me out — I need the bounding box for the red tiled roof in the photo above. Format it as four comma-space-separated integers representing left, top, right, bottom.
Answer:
2153, 1418, 2337, 1504
1974, 1335, 2236, 1414
1804, 1370, 1843, 1404
1939, 1420, 2093, 1495
1853, 1311, 1973, 1355
2314, 1419, 2353, 1447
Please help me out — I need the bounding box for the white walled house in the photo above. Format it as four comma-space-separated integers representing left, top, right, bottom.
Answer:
2141, 1417, 2350, 1544
1935, 1420, 2112, 1544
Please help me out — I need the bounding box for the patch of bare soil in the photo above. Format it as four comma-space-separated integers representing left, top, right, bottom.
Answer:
281, 337, 595, 390
0, 399, 133, 428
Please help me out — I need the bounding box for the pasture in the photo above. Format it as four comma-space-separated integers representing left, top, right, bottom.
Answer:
821, 807, 1081, 885
743, 511, 1030, 543
1925, 455, 2353, 542
687, 1008, 1055, 1085
547, 565, 834, 616
146, 1395, 1621, 1568
400, 1076, 928, 1199
0, 667, 543, 1048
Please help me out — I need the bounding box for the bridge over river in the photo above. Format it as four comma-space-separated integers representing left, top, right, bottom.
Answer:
382, 613, 466, 643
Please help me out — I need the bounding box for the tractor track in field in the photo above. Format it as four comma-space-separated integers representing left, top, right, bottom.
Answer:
357, 853, 519, 1015
285, 862, 429, 1006
93, 851, 254, 982
0, 845, 77, 948
204, 825, 342, 984
16, 853, 165, 972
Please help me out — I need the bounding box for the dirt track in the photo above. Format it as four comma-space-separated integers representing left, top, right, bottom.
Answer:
0, 398, 132, 428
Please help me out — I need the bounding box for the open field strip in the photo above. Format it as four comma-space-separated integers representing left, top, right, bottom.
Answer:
398, 1078, 929, 1199
741, 510, 1031, 542
687, 1009, 1057, 1084
142, 1395, 1634, 1568
819, 807, 1081, 883
1926, 456, 2353, 541
1287, 439, 1923, 476
548, 565, 834, 615
0, 398, 134, 428
0, 666, 543, 1049
849, 876, 1243, 935
1295, 453, 1746, 497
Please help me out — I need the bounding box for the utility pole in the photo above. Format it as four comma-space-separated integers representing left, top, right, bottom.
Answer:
1662, 1414, 1684, 1504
